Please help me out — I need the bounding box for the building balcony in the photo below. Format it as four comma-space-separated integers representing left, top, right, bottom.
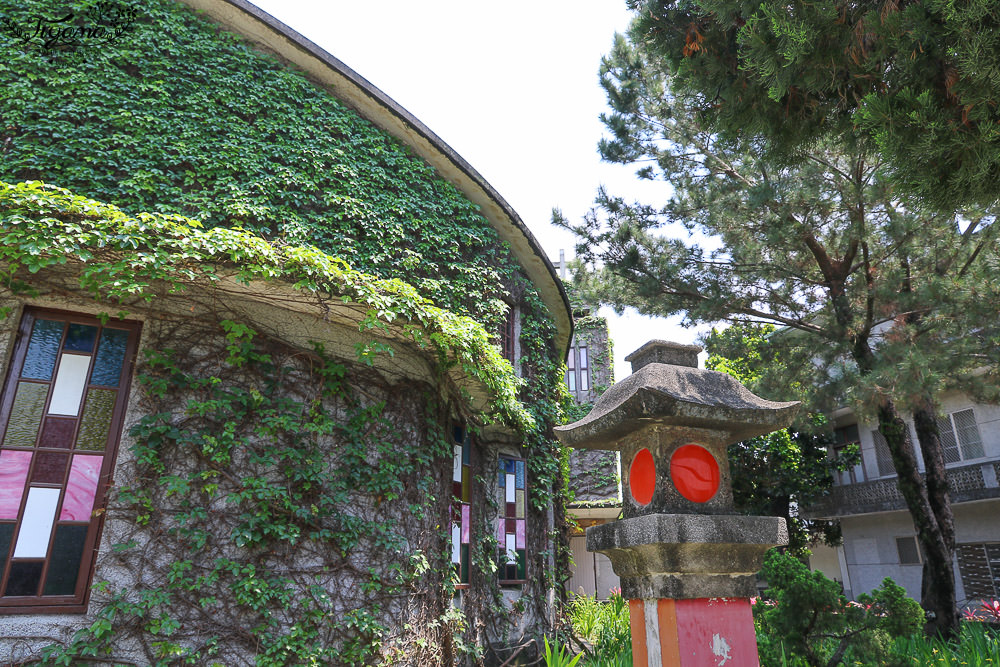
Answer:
805, 461, 1000, 518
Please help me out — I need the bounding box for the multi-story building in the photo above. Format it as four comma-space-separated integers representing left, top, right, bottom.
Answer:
805, 392, 1000, 606
553, 252, 621, 599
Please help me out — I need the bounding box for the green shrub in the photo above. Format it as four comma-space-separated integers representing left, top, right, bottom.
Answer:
756, 550, 923, 667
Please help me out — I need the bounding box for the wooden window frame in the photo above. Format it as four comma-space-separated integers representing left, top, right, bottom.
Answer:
0, 307, 140, 614
499, 308, 516, 365
497, 455, 527, 585
565, 343, 592, 398
451, 426, 472, 589
832, 424, 863, 485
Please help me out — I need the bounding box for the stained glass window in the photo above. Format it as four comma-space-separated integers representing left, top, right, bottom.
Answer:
0, 308, 138, 612
451, 426, 471, 586
497, 456, 526, 583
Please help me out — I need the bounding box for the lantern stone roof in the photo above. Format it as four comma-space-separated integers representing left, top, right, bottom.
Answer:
555, 342, 799, 449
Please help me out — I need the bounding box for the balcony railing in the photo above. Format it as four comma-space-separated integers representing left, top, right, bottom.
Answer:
804, 461, 1000, 518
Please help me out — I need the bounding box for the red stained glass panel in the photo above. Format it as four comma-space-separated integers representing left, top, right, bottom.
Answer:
38, 417, 76, 449
31, 451, 69, 484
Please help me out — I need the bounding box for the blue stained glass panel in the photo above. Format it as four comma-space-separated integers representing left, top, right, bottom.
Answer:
64, 324, 97, 353
504, 459, 516, 474
515, 460, 525, 489
461, 438, 470, 465
91, 329, 129, 386
498, 460, 505, 487
22, 320, 63, 380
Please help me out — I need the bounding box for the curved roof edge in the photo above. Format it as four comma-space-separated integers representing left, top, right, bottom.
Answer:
179, 0, 573, 353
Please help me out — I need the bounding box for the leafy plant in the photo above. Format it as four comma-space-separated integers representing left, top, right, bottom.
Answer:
543, 637, 583, 667
565, 590, 630, 665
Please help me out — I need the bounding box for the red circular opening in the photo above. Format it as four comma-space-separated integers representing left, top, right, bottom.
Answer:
670, 444, 720, 503
629, 448, 656, 506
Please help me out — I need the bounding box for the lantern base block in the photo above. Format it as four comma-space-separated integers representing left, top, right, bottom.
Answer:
587, 513, 786, 599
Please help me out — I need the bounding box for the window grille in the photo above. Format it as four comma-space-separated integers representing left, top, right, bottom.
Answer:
957, 543, 1000, 600
871, 430, 896, 477
937, 409, 984, 463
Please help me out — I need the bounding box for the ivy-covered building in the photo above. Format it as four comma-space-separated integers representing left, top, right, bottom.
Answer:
0, 1, 573, 664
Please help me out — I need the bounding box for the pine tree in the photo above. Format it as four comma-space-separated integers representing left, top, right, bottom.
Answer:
624, 0, 1000, 210
558, 30, 1000, 636
704, 323, 854, 557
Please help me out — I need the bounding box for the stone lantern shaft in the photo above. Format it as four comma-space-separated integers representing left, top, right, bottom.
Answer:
555, 341, 798, 667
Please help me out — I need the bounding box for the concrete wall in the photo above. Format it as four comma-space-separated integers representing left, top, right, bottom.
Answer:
0, 296, 556, 664
836, 500, 1000, 604
567, 535, 619, 600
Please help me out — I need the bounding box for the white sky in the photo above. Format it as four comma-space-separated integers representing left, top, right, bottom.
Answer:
250, 1, 709, 378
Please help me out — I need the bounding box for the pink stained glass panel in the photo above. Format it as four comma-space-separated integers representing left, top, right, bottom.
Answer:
59, 455, 103, 521
0, 450, 32, 520
461, 505, 470, 544
497, 516, 505, 542
516, 519, 525, 549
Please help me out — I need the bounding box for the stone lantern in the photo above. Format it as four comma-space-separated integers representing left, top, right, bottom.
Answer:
554, 341, 799, 667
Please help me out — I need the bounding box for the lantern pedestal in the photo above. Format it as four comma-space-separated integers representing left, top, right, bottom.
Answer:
589, 513, 786, 666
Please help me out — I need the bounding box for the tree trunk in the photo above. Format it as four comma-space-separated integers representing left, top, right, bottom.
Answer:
875, 401, 958, 637
912, 401, 960, 637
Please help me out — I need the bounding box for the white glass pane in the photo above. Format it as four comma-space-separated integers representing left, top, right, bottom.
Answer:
13, 487, 60, 558
453, 445, 462, 482
579, 347, 588, 369
580, 371, 590, 391
567, 350, 574, 370
505, 474, 516, 503
937, 417, 961, 463
567, 372, 576, 392
505, 533, 517, 563
953, 410, 984, 459
451, 524, 461, 563
48, 354, 91, 416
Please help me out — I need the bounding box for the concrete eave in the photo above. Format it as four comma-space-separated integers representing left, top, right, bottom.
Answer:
177, 0, 573, 355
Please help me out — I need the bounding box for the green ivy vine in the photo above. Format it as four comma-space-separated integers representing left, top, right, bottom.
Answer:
0, 0, 574, 657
